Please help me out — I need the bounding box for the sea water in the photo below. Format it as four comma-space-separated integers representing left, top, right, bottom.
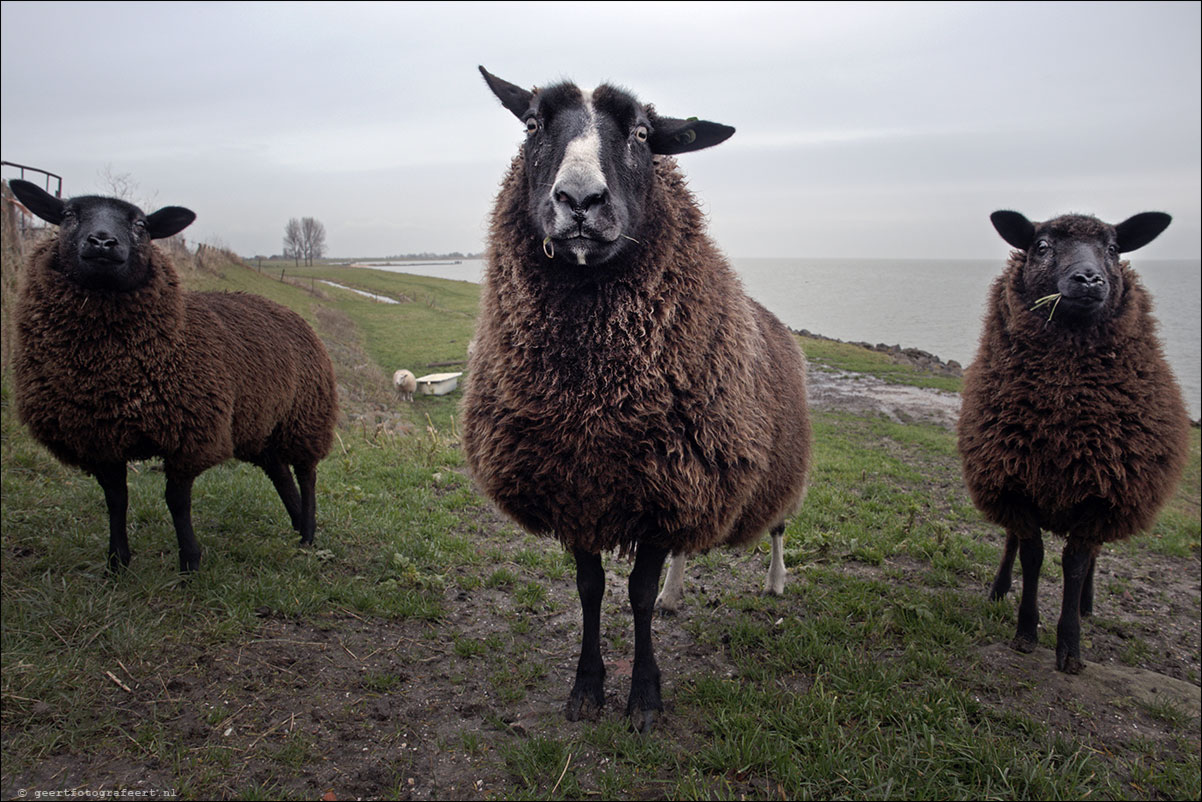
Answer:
366, 256, 1201, 418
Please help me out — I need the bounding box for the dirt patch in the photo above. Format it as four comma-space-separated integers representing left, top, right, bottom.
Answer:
807, 366, 962, 428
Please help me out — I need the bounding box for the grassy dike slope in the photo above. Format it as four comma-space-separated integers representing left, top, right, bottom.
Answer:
1, 249, 1199, 801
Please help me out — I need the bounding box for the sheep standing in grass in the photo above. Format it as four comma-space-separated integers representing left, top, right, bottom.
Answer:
462, 68, 811, 731
958, 210, 1189, 673
393, 369, 417, 402
9, 180, 339, 572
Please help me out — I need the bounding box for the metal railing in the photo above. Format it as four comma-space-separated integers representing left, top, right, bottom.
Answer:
1, 160, 63, 197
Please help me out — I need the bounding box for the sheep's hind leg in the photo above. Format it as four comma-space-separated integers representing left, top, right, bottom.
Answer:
94, 462, 131, 571
627, 543, 669, 734
294, 462, 318, 546
566, 548, 606, 721
1079, 552, 1097, 618
1012, 531, 1043, 653
1056, 541, 1095, 674
165, 473, 202, 572
253, 450, 303, 533
764, 524, 787, 595
989, 530, 1019, 601
655, 553, 686, 614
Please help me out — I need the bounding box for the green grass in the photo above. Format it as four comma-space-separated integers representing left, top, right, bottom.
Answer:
1, 254, 1198, 801
800, 334, 964, 392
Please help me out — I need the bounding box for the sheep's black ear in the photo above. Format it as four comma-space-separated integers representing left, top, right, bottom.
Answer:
145, 206, 196, 239
649, 117, 735, 155
479, 66, 534, 120
990, 210, 1036, 250
1115, 212, 1171, 253
9, 179, 65, 225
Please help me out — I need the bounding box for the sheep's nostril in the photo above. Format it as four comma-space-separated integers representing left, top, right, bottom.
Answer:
87, 233, 118, 249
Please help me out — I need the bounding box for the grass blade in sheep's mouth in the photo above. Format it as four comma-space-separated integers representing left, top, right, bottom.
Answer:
1031, 293, 1063, 321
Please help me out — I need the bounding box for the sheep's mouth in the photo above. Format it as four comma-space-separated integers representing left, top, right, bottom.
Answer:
546, 234, 624, 266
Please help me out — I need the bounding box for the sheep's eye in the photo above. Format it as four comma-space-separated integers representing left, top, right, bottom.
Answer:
525, 118, 539, 135
1036, 240, 1051, 253
134, 219, 147, 230
1106, 243, 1118, 256
634, 125, 649, 143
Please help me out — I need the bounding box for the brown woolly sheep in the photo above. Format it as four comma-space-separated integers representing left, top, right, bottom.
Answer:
958, 209, 1189, 673
9, 180, 339, 573
462, 68, 811, 732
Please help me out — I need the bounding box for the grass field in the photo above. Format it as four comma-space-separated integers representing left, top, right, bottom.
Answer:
1, 251, 1198, 800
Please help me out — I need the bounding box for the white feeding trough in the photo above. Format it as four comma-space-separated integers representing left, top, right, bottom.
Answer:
415, 372, 463, 396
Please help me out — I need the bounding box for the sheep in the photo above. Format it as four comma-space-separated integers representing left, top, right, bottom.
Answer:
957, 209, 1190, 673
393, 368, 417, 402
8, 179, 339, 573
461, 68, 811, 732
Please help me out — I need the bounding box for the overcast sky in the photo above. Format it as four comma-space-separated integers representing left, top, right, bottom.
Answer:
2, 1, 1199, 260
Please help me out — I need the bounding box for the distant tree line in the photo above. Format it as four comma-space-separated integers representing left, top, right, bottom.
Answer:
282, 217, 327, 266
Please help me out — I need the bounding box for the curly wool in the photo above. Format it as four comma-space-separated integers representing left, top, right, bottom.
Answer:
957, 251, 1189, 544
15, 239, 337, 480
462, 155, 810, 557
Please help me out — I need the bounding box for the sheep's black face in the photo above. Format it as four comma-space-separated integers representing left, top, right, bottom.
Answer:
9, 180, 196, 292
991, 210, 1171, 326
480, 67, 734, 272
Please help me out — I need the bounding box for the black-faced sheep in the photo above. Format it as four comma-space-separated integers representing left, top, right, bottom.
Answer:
461, 68, 811, 732
958, 209, 1190, 673
393, 369, 417, 402
9, 180, 339, 572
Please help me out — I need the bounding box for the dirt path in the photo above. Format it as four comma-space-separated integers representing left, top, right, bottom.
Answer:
806, 365, 962, 428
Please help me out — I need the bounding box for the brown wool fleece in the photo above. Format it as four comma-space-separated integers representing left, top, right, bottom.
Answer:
462, 155, 811, 557
958, 251, 1189, 545
15, 239, 338, 481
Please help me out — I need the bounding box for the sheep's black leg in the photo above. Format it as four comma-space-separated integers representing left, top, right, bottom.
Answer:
94, 462, 130, 572
989, 530, 1019, 601
165, 473, 202, 572
627, 543, 669, 734
294, 463, 318, 545
253, 450, 303, 532
1012, 532, 1043, 653
1079, 552, 1097, 618
1056, 542, 1094, 674
566, 548, 606, 721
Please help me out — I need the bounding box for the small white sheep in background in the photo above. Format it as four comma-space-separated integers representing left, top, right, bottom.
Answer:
393, 369, 417, 402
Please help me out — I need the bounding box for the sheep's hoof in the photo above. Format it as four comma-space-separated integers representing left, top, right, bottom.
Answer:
1010, 635, 1037, 654
565, 688, 604, 722
106, 551, 131, 574
1056, 648, 1085, 674
179, 552, 202, 573
629, 706, 659, 735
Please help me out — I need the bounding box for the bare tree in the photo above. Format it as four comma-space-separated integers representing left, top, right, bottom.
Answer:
300, 217, 327, 266
283, 218, 303, 266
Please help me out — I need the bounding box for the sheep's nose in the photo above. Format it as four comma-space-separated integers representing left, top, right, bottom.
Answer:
87, 232, 119, 250
1069, 266, 1106, 287
553, 178, 608, 220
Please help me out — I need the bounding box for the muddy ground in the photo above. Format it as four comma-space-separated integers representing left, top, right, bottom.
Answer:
2, 367, 1198, 801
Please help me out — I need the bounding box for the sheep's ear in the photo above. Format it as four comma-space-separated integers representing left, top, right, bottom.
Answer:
649, 117, 735, 155
9, 179, 65, 225
145, 206, 196, 239
990, 210, 1035, 250
479, 66, 534, 120
1115, 212, 1171, 253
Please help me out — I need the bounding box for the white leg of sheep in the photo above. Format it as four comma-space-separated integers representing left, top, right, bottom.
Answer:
656, 523, 788, 613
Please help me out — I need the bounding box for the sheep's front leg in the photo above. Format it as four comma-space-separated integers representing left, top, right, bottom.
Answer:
627, 543, 669, 733
165, 473, 202, 572
566, 548, 605, 721
1012, 531, 1043, 653
655, 553, 686, 613
1056, 541, 1095, 674
989, 530, 1020, 601
94, 462, 130, 571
